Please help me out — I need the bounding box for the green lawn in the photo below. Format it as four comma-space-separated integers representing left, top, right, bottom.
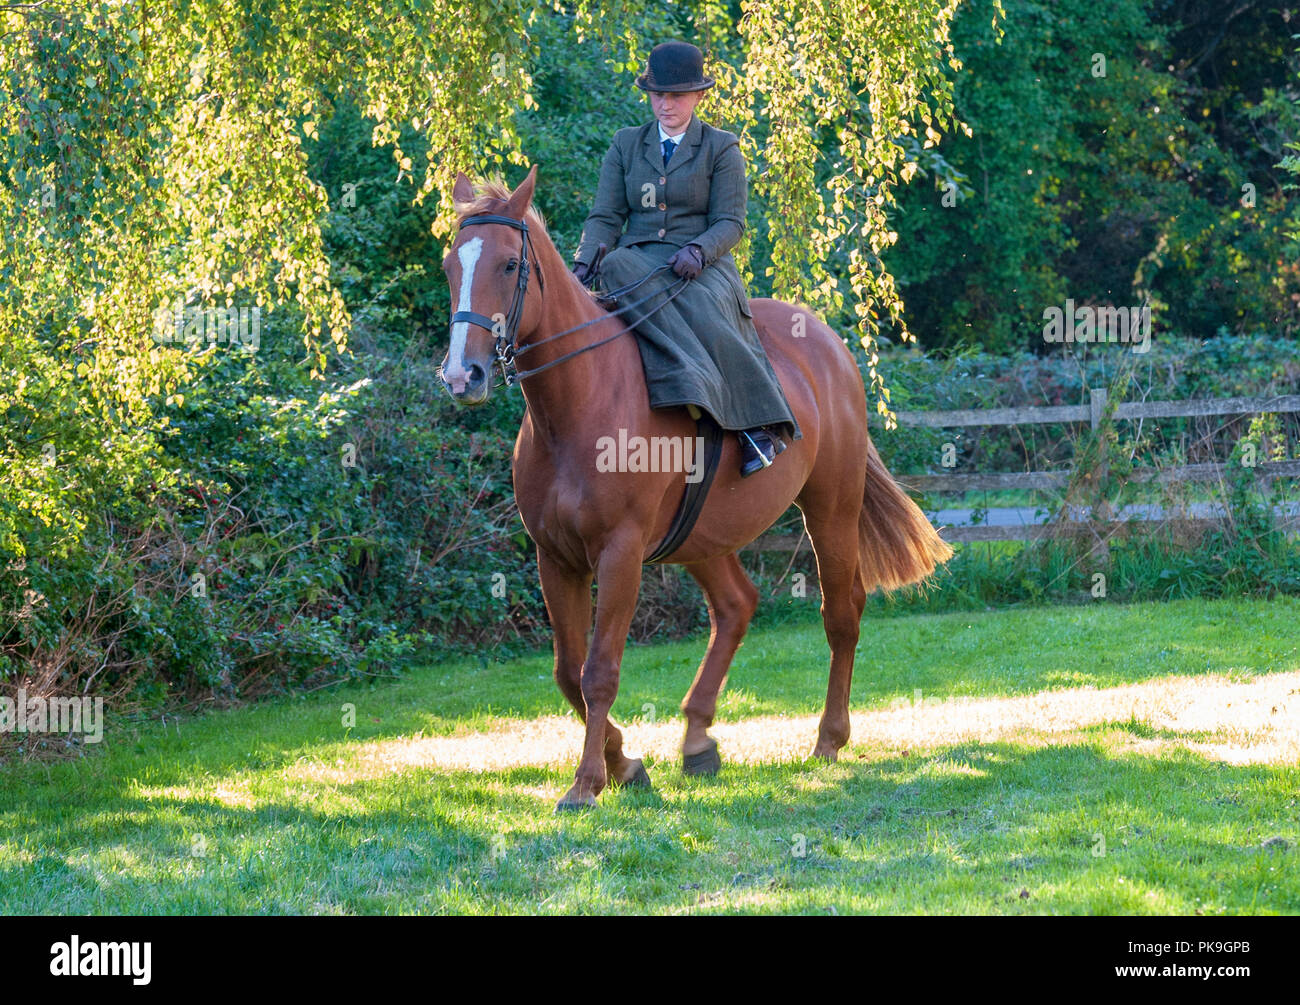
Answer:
2, 596, 1298, 914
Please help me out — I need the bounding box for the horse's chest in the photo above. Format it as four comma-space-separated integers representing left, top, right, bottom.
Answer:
515, 453, 591, 544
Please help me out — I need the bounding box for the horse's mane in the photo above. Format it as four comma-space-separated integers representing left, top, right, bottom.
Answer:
454, 176, 550, 237
454, 174, 611, 305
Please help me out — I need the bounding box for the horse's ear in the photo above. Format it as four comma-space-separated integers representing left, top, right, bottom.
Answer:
504, 165, 537, 219
453, 171, 475, 204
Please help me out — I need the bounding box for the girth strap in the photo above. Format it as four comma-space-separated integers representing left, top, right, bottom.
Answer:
644, 414, 725, 564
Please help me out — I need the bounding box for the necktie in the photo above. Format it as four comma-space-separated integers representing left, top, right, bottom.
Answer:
662, 138, 677, 165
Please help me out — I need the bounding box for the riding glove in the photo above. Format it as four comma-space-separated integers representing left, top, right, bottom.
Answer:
668, 244, 704, 280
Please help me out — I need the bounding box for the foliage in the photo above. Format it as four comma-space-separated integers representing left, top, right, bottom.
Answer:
714, 0, 997, 422
0, 0, 982, 711
3, 1, 1297, 721
885, 0, 1300, 352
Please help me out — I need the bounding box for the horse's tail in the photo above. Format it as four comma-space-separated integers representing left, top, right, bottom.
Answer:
857, 434, 954, 593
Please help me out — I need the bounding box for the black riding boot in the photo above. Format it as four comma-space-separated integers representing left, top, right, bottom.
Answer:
739, 428, 786, 477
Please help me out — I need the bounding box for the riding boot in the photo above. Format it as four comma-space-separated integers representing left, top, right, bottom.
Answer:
739, 428, 786, 478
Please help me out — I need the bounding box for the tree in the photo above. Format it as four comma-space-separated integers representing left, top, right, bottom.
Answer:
0, 0, 980, 695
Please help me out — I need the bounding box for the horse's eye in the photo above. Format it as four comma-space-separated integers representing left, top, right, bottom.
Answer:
505, 259, 518, 273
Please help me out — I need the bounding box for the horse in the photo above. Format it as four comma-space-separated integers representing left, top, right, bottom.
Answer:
439, 166, 953, 811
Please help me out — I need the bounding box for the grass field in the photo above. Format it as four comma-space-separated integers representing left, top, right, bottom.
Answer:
2, 597, 1298, 914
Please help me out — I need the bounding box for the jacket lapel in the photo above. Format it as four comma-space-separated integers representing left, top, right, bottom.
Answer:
640, 114, 705, 177
641, 121, 666, 175
664, 114, 703, 176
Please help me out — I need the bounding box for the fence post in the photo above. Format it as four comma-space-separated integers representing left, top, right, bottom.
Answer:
1089, 387, 1111, 567
1089, 387, 1107, 433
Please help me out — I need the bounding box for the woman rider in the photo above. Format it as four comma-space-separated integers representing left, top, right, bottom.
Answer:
571, 41, 800, 477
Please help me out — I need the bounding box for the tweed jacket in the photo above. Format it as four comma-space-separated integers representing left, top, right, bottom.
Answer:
574, 113, 750, 310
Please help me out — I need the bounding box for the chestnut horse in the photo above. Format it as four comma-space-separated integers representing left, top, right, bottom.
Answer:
440, 167, 952, 811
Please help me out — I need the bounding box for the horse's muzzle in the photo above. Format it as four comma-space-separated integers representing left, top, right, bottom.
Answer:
440, 357, 489, 405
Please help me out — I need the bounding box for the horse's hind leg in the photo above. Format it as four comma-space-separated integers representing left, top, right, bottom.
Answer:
537, 549, 649, 806
679, 553, 759, 775
799, 493, 868, 761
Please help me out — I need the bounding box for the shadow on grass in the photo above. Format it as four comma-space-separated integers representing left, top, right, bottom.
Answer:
3, 597, 1296, 797
1, 725, 1295, 914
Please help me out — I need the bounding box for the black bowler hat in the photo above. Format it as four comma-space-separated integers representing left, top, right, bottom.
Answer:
635, 41, 715, 93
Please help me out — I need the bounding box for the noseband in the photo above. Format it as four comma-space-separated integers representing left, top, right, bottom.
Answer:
450, 214, 544, 386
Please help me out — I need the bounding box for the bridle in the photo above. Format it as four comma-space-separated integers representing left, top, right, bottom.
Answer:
450, 214, 542, 386
449, 213, 690, 389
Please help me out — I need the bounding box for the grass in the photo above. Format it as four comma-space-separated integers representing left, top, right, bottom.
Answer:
2, 596, 1298, 914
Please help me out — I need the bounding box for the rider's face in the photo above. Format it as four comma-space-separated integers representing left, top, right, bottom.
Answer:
649, 90, 704, 133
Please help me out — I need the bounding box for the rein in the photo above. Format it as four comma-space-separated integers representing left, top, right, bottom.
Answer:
452, 213, 690, 388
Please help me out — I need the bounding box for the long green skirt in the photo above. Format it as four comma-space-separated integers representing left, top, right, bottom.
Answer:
599, 242, 801, 440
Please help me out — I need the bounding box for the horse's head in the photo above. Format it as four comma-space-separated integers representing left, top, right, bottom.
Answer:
440, 166, 545, 405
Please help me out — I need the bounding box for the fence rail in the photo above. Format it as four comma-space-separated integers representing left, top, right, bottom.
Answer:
745, 390, 1300, 552
894, 393, 1300, 429
897, 459, 1300, 494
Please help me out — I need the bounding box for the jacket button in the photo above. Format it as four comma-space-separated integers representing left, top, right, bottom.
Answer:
657, 228, 665, 237
659, 176, 666, 185
658, 202, 666, 211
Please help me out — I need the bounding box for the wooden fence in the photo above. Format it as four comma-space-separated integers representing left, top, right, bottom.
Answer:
749, 390, 1300, 552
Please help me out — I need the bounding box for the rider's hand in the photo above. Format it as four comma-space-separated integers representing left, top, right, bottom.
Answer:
669, 244, 704, 280
571, 260, 593, 285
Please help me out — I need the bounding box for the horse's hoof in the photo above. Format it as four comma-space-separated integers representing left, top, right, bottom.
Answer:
554, 794, 598, 813
682, 738, 721, 776
613, 759, 653, 789
809, 746, 839, 763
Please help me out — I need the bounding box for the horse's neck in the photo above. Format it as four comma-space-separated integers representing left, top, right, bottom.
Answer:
518, 268, 643, 448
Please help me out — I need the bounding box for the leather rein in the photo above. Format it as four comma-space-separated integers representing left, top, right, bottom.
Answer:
450, 213, 689, 388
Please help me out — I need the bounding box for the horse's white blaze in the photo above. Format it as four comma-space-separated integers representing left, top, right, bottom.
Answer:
446, 236, 484, 378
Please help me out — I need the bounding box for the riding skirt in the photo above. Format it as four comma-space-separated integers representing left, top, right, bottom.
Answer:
598, 241, 802, 440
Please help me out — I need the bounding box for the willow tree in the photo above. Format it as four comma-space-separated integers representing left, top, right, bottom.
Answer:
0, 0, 992, 565
706, 0, 997, 418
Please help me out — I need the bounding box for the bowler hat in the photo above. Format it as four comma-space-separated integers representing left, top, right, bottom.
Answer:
635, 42, 715, 93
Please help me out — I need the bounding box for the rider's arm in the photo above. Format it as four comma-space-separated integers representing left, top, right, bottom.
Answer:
690, 137, 746, 267
575, 138, 630, 267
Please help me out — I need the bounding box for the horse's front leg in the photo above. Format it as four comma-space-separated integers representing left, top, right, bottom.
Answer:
538, 547, 650, 804
556, 536, 643, 812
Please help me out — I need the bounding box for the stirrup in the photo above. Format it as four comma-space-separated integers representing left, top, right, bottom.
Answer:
741, 430, 772, 468
740, 429, 782, 478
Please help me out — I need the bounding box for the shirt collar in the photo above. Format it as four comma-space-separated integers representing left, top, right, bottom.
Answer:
657, 120, 688, 144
